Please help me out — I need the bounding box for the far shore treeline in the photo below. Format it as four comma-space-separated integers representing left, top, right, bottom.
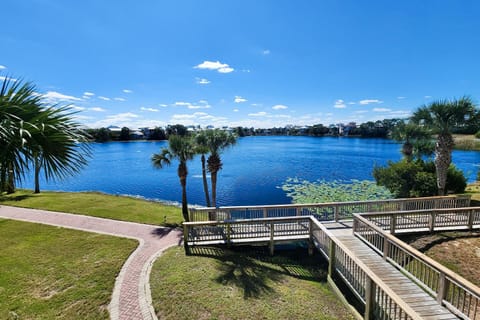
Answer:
85, 116, 480, 144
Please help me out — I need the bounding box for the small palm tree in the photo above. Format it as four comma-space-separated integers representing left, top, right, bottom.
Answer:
195, 132, 211, 207
411, 97, 477, 195
152, 135, 195, 221
391, 121, 433, 161
204, 130, 236, 207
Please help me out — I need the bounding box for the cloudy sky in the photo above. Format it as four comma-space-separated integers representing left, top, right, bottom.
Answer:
1, 1, 479, 129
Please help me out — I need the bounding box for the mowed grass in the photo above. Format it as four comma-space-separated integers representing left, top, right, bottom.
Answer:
151, 245, 355, 320
0, 189, 183, 226
0, 219, 137, 320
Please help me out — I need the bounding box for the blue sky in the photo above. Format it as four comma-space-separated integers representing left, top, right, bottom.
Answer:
1, 0, 479, 129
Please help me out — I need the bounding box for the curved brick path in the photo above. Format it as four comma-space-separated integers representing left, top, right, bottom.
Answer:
0, 205, 182, 320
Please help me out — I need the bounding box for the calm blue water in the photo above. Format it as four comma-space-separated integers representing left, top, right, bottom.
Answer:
19, 136, 480, 206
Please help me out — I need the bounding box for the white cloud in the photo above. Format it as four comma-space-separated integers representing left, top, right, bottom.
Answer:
372, 108, 391, 112
141, 107, 159, 112
355, 110, 369, 114
359, 99, 383, 105
334, 99, 346, 109
43, 91, 82, 103
71, 105, 86, 111
174, 101, 211, 109
397, 96, 406, 100
159, 104, 168, 107
0, 65, 6, 70
114, 97, 126, 101
249, 111, 268, 117
262, 49, 271, 55
83, 92, 95, 96
272, 104, 288, 110
424, 95, 432, 99
89, 107, 106, 112
251, 103, 262, 107
98, 96, 111, 101
172, 114, 196, 120
235, 96, 247, 103
196, 78, 211, 85
194, 60, 234, 73
348, 102, 356, 105
233, 109, 239, 112
123, 89, 133, 93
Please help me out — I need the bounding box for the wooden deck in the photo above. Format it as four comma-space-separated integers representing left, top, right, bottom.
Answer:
184, 198, 480, 319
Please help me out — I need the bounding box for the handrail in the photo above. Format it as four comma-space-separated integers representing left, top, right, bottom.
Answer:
189, 195, 471, 222
354, 213, 480, 319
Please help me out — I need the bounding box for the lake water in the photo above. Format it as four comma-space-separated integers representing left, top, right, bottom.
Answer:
20, 136, 480, 206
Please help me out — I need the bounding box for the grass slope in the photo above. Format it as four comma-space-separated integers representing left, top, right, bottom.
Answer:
0, 219, 137, 320
0, 189, 183, 226
151, 246, 355, 320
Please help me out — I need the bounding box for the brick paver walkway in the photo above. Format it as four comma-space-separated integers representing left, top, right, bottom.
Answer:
0, 205, 182, 320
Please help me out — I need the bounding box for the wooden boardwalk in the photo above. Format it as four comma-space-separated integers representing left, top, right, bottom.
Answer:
327, 224, 457, 319
184, 198, 480, 319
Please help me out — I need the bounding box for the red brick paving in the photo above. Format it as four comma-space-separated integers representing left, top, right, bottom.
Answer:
0, 205, 182, 320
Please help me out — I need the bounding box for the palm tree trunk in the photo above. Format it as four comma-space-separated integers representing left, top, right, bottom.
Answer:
435, 133, 454, 195
34, 155, 41, 193
201, 154, 211, 207
6, 163, 15, 194
178, 162, 189, 222
211, 170, 217, 208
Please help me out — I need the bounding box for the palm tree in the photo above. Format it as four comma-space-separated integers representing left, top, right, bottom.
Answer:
411, 97, 477, 195
28, 105, 91, 193
152, 135, 195, 221
195, 132, 211, 207
204, 130, 237, 207
0, 76, 42, 193
391, 121, 433, 161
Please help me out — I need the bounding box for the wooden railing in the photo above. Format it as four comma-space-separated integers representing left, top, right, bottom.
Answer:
189, 195, 471, 222
358, 207, 480, 234
184, 216, 423, 319
354, 213, 480, 319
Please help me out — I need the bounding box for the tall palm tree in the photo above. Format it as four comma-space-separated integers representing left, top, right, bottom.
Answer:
204, 130, 237, 207
195, 132, 211, 207
28, 105, 91, 193
411, 97, 477, 195
152, 135, 195, 221
391, 121, 433, 161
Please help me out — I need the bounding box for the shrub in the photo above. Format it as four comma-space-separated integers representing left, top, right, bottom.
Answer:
373, 160, 467, 197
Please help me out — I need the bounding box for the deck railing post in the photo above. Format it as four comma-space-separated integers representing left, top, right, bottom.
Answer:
308, 218, 314, 256
269, 221, 275, 255
334, 206, 339, 221
390, 214, 396, 235
263, 208, 268, 218
382, 237, 389, 261
364, 277, 376, 320
183, 223, 190, 254
429, 212, 435, 232
468, 209, 474, 231
436, 272, 450, 304
328, 238, 336, 278
226, 222, 231, 247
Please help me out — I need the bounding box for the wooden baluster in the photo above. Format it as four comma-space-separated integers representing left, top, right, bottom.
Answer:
334, 206, 339, 221
437, 272, 450, 305
364, 277, 377, 320
328, 239, 336, 278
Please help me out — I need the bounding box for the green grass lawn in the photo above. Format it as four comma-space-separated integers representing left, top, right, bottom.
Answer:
150, 245, 355, 320
0, 219, 137, 320
0, 189, 183, 226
